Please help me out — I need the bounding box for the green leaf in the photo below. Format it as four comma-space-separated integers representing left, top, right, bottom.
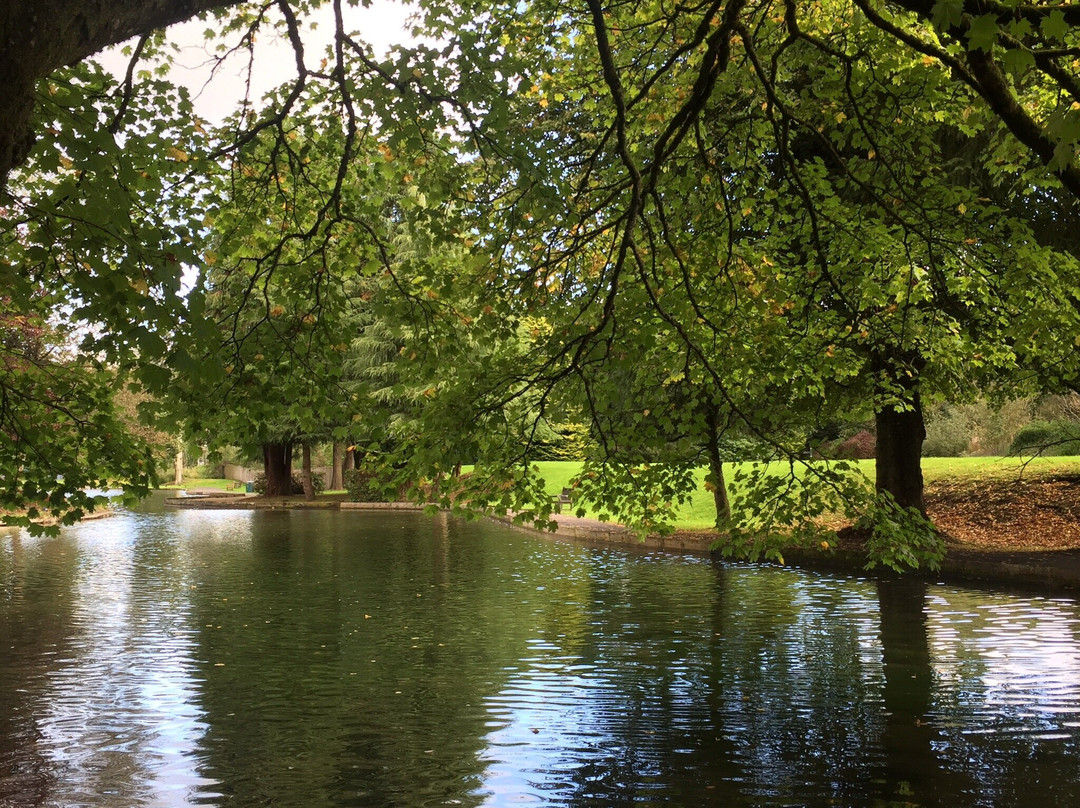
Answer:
1040, 10, 1070, 42
931, 0, 964, 30
1000, 48, 1035, 76
966, 14, 1001, 52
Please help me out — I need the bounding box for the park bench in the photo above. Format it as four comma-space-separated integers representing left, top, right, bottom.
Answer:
553, 487, 573, 514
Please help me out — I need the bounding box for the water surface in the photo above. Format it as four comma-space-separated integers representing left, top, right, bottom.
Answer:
2, 499, 1079, 806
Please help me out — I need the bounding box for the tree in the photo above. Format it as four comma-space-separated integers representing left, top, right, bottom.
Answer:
0, 52, 215, 523
6, 0, 1080, 566
0, 295, 154, 532
174, 104, 360, 496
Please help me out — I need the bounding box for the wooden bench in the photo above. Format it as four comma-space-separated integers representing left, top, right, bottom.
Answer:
553, 487, 573, 514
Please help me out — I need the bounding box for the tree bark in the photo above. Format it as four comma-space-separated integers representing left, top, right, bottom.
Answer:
330, 441, 345, 491
1, 0, 244, 188
703, 402, 732, 529
173, 444, 184, 487
301, 441, 315, 501
874, 357, 927, 515
262, 441, 293, 497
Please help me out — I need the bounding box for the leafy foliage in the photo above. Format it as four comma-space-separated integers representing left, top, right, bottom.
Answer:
1010, 420, 1080, 456
0, 57, 208, 529
343, 468, 394, 503
6, 0, 1080, 569
720, 461, 874, 563
861, 495, 946, 573
251, 471, 324, 496
526, 422, 592, 462
830, 431, 878, 461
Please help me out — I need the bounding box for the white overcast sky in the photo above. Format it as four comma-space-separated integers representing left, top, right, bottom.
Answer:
98, 1, 418, 123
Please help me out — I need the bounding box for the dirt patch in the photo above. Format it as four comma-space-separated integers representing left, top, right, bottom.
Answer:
926, 473, 1080, 552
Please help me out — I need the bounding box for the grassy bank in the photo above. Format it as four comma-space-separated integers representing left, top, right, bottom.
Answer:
170, 457, 1080, 534
530, 456, 1080, 531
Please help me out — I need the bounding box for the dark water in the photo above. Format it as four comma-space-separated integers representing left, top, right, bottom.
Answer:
2, 499, 1080, 807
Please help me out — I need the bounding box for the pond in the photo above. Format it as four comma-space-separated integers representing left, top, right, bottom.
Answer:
2, 497, 1080, 807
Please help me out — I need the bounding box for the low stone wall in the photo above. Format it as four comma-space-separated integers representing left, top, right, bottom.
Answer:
340, 502, 426, 511
495, 512, 716, 555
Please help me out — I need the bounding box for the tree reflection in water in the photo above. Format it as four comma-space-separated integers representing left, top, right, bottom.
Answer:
2, 510, 1080, 806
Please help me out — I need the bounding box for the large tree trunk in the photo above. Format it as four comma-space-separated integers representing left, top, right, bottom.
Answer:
262, 441, 293, 497
703, 403, 732, 529
330, 441, 345, 491
874, 356, 927, 515
301, 441, 315, 501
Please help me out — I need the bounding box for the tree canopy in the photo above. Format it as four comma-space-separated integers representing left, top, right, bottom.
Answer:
3, 0, 1080, 566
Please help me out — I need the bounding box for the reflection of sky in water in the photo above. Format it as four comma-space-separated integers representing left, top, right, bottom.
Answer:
478, 568, 890, 806
22, 515, 220, 806
928, 592, 1080, 736
4, 509, 1080, 807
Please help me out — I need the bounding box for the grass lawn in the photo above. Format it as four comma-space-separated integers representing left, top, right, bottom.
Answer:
530, 456, 1080, 531
173, 458, 1080, 532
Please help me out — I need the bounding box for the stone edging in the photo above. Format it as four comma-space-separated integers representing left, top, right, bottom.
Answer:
340, 502, 427, 510
499, 512, 1080, 594
160, 495, 1080, 594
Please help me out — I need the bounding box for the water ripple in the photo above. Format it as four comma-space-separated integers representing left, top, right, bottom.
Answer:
1, 507, 1080, 807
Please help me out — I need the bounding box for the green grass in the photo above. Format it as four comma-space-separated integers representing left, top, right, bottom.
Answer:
529, 456, 1080, 531
169, 457, 1080, 528
919, 455, 1080, 482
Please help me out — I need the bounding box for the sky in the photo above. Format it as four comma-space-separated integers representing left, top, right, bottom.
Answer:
98, 1, 418, 123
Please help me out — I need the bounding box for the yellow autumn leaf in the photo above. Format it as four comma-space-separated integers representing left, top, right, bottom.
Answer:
167, 146, 189, 163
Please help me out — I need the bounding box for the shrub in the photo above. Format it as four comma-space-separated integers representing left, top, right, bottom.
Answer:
344, 469, 390, 502
1010, 420, 1080, 456
190, 463, 226, 479
832, 430, 876, 460
716, 432, 775, 462
251, 472, 326, 495
923, 406, 972, 457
